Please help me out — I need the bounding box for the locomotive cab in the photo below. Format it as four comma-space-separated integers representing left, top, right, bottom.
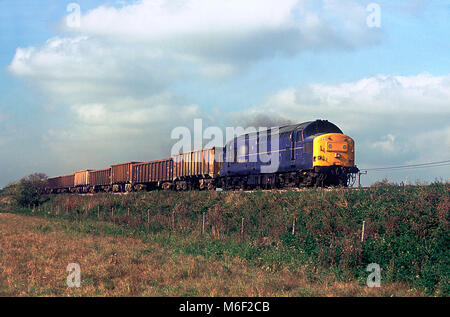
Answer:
312, 133, 355, 169
301, 120, 359, 186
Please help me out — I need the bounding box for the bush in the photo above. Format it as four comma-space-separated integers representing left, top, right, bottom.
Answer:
2, 173, 49, 207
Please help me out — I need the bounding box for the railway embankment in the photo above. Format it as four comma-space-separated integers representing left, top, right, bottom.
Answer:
1, 182, 448, 295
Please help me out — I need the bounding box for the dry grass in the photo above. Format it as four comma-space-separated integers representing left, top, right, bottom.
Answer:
0, 213, 423, 297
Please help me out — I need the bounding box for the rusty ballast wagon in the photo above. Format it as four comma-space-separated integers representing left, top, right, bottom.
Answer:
73, 170, 93, 193
172, 148, 221, 190
47, 174, 75, 193
132, 158, 173, 190
111, 162, 141, 192
89, 168, 112, 192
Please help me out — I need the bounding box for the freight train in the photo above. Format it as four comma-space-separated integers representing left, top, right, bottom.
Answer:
46, 120, 359, 193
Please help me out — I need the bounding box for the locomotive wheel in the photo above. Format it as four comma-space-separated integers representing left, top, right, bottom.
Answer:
347, 173, 356, 187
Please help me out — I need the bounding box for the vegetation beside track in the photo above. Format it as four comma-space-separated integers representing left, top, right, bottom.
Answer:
0, 182, 448, 296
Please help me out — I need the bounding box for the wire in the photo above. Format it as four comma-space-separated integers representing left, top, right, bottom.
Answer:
370, 163, 450, 172
361, 160, 450, 172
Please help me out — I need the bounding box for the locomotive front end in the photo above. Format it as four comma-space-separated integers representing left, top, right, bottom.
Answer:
312, 133, 359, 185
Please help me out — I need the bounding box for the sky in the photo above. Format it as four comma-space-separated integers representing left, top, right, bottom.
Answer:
0, 0, 449, 187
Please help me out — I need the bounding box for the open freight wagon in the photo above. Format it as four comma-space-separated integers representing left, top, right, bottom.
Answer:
172, 147, 221, 190
89, 168, 112, 192
132, 158, 173, 190
47, 174, 75, 193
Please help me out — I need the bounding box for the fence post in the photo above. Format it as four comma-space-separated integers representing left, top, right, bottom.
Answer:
361, 220, 366, 243
358, 171, 368, 188
202, 213, 206, 235
241, 217, 245, 240
172, 211, 175, 230
292, 217, 296, 235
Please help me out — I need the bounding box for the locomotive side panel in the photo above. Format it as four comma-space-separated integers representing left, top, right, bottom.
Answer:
223, 130, 312, 177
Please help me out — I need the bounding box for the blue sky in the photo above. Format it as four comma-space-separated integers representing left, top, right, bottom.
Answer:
0, 0, 449, 187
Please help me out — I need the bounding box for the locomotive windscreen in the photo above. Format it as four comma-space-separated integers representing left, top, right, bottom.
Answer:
303, 120, 343, 138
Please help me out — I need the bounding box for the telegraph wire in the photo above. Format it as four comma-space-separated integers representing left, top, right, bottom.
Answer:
360, 160, 450, 172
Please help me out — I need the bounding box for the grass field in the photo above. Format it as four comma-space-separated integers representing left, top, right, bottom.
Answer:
0, 212, 422, 297
0, 183, 448, 297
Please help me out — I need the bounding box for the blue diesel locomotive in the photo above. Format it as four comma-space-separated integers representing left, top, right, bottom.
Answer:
220, 120, 359, 188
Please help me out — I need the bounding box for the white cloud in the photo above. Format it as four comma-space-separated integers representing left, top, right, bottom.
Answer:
372, 134, 396, 153
257, 73, 450, 120
69, 94, 201, 127
77, 0, 298, 37
73, 0, 379, 48
62, 0, 381, 66
9, 0, 382, 91
8, 36, 177, 105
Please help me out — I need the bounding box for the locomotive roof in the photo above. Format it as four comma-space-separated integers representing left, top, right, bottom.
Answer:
277, 121, 313, 134
231, 120, 341, 141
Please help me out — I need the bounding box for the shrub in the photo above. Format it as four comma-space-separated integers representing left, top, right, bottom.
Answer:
2, 173, 49, 207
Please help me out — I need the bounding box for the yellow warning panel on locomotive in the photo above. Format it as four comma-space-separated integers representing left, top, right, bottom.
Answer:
313, 133, 355, 167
